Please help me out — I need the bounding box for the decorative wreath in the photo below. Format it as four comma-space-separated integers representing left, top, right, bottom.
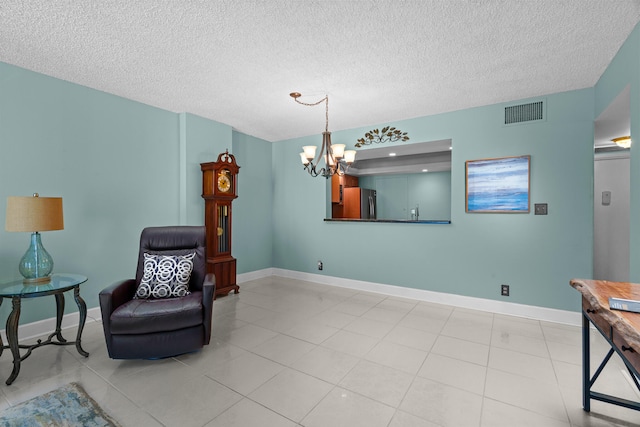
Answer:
355, 126, 409, 148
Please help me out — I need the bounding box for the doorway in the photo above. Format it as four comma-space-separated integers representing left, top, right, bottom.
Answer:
593, 86, 630, 282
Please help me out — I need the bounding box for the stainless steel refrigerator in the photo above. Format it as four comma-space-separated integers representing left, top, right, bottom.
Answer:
343, 188, 376, 219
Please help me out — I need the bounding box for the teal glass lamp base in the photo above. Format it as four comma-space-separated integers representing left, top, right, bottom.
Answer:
19, 232, 54, 283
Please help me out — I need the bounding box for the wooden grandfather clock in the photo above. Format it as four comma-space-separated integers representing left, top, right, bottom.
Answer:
201, 150, 240, 299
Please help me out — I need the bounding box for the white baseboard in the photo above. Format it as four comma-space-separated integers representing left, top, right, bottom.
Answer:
272, 268, 581, 327
5, 268, 581, 342
237, 268, 275, 283
0, 307, 102, 343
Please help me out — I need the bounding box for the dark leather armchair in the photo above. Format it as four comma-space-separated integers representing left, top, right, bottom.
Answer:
99, 226, 215, 359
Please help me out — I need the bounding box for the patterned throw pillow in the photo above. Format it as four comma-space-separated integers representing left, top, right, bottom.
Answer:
134, 252, 195, 299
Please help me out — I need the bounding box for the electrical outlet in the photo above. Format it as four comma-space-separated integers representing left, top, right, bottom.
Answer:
501, 284, 510, 296
318, 260, 323, 271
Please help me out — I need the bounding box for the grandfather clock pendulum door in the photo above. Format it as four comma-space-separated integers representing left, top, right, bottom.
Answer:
201, 150, 240, 299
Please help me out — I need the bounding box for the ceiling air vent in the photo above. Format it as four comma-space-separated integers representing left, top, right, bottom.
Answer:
504, 101, 545, 125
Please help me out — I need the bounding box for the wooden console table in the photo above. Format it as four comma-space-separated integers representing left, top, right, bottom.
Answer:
570, 278, 640, 412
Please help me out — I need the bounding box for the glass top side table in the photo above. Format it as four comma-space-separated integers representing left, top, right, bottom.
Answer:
0, 273, 89, 385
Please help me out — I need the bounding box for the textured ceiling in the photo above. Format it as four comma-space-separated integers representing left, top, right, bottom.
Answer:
1, 1, 639, 142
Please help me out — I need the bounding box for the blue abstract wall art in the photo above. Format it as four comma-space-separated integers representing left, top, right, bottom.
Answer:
466, 155, 530, 213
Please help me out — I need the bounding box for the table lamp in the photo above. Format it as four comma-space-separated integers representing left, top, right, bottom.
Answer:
5, 194, 64, 283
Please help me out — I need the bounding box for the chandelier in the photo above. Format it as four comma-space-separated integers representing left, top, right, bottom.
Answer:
290, 92, 356, 178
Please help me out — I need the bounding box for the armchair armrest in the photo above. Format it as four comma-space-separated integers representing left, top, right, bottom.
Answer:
98, 278, 137, 357
99, 279, 137, 318
202, 273, 216, 344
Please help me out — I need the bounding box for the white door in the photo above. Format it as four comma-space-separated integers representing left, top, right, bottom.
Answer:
593, 154, 630, 281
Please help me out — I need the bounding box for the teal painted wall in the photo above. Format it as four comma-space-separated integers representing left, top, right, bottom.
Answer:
181, 113, 232, 225
375, 175, 410, 220
595, 24, 640, 281
0, 62, 179, 323
232, 131, 273, 273
359, 171, 452, 221
0, 62, 269, 324
408, 172, 451, 221
273, 89, 595, 311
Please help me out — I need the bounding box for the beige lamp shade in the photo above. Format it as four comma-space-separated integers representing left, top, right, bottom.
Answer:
331, 144, 345, 158
302, 145, 317, 160
5, 194, 64, 232
344, 150, 356, 164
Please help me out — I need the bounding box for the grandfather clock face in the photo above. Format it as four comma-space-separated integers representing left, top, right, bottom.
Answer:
217, 169, 233, 194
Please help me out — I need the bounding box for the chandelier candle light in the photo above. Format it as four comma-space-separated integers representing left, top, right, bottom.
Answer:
290, 92, 356, 178
5, 194, 64, 283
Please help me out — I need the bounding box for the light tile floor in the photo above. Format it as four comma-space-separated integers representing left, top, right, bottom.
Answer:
1, 276, 640, 426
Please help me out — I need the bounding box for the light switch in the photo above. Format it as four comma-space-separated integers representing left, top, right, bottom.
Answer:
534, 203, 547, 215
602, 191, 611, 206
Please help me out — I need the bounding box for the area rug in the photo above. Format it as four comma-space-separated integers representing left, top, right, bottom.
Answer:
0, 382, 121, 427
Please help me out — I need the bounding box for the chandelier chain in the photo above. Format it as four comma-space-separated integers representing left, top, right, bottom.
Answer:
292, 95, 329, 132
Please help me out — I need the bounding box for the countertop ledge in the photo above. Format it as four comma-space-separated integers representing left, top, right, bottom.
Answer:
324, 218, 451, 224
